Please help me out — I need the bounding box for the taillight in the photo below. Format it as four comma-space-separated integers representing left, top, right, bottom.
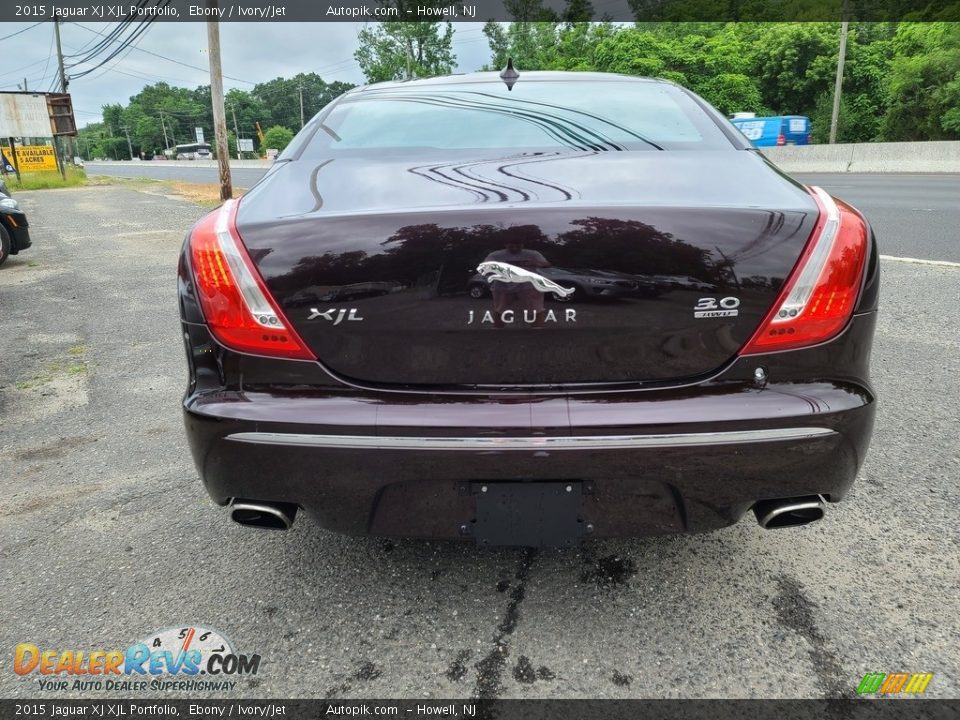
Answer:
188, 199, 314, 360
776, 133, 786, 146
740, 186, 868, 355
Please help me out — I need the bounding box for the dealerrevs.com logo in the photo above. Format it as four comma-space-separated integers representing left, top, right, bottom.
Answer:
14, 626, 261, 692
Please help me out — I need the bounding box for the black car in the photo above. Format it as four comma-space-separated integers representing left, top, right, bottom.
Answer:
0, 190, 31, 267
178, 72, 878, 546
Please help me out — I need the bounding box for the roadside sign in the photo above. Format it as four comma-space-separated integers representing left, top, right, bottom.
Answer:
266, 148, 279, 161
238, 138, 254, 152
0, 93, 53, 137
0, 92, 76, 137
195, 127, 205, 144
1, 149, 13, 174
2, 145, 58, 172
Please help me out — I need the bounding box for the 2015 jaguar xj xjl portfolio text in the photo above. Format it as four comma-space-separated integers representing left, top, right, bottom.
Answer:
178, 70, 878, 547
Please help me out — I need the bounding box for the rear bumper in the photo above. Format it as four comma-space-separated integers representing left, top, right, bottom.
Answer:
1, 213, 30, 253
183, 360, 875, 540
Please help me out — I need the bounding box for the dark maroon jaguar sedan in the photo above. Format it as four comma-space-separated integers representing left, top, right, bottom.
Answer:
178, 71, 878, 546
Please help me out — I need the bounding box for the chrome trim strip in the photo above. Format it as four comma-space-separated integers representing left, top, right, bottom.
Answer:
225, 427, 836, 451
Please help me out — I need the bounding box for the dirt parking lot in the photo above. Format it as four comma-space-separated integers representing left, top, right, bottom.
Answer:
1, 184, 958, 699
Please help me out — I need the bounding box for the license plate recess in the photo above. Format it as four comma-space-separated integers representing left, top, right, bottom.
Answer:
472, 482, 584, 547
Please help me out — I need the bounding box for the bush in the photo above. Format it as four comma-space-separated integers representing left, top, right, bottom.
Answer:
260, 126, 295, 155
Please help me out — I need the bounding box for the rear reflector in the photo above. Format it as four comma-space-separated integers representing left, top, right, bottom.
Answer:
740, 186, 868, 355
188, 199, 314, 360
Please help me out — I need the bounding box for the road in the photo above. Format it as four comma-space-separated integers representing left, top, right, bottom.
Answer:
85, 161, 960, 264
1, 182, 958, 701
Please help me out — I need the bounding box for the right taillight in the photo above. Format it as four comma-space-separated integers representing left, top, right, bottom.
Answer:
740, 185, 868, 355
776, 133, 786, 146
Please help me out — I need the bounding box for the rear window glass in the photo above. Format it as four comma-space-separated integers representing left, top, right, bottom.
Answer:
297, 80, 734, 156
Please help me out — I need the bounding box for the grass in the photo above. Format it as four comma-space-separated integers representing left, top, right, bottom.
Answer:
167, 181, 242, 207
14, 356, 90, 390
2, 166, 87, 190
5, 167, 241, 207
84, 174, 242, 207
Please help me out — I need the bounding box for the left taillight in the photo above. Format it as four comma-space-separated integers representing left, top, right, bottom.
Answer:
740, 185, 869, 355
188, 199, 314, 360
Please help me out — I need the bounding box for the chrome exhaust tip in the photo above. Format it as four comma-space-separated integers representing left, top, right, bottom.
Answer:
753, 495, 825, 529
229, 500, 297, 531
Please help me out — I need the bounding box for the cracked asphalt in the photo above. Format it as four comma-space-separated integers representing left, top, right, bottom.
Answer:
0, 182, 958, 700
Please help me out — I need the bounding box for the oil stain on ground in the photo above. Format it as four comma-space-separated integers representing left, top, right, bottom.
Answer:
512, 656, 555, 684
580, 552, 637, 589
473, 549, 537, 699
325, 661, 383, 698
772, 575, 849, 698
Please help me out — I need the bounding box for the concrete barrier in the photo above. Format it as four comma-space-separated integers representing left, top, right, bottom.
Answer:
760, 141, 960, 173
91, 142, 960, 174
89, 159, 272, 169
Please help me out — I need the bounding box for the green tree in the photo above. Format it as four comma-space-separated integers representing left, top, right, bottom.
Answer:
252, 74, 354, 130
261, 125, 295, 153
881, 22, 960, 140
355, 6, 456, 82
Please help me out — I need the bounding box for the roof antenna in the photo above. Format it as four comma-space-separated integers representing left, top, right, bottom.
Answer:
499, 58, 519, 91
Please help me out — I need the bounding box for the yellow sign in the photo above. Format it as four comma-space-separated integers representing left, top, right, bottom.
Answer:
2, 145, 58, 172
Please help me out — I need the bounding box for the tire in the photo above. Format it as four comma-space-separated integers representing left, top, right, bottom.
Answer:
468, 284, 487, 299
0, 223, 10, 267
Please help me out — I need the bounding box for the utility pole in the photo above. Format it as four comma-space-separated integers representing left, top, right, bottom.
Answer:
829, 13, 850, 145
298, 84, 305, 129
158, 111, 170, 152
119, 126, 134, 160
53, 18, 75, 164
54, 19, 67, 93
230, 105, 241, 159
206, 2, 232, 200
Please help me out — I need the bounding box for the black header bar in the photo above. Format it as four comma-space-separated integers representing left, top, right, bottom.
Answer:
4, 0, 959, 22
1, 699, 959, 719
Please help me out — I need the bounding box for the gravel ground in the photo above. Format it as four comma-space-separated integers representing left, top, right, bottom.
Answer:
0, 185, 957, 700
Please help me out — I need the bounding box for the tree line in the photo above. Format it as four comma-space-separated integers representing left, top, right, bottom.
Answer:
483, 20, 960, 143
77, 74, 353, 159
77, 19, 960, 158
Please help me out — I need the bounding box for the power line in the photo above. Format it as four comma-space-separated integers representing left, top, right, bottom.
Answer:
0, 22, 44, 43
73, 22, 158, 82
69, 19, 157, 80
37, 25, 56, 90
64, 2, 153, 65
68, 22, 255, 85
0, 58, 49, 83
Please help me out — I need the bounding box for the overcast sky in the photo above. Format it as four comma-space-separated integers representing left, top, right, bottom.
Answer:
0, 22, 493, 127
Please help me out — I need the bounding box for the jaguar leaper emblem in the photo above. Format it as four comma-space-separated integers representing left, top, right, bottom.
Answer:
476, 261, 576, 297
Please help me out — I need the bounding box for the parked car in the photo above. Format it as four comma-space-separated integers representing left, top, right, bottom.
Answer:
0, 191, 31, 267
730, 114, 812, 147
178, 71, 878, 546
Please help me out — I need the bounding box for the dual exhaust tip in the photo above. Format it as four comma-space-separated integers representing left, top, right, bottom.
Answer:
753, 495, 825, 529
229, 500, 297, 530
228, 495, 825, 533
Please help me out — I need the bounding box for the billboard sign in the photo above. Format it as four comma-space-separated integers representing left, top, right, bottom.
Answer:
0, 93, 53, 137
195, 127, 205, 144
2, 145, 58, 173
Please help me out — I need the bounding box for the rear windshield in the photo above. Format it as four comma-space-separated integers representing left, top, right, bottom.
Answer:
296, 79, 734, 156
